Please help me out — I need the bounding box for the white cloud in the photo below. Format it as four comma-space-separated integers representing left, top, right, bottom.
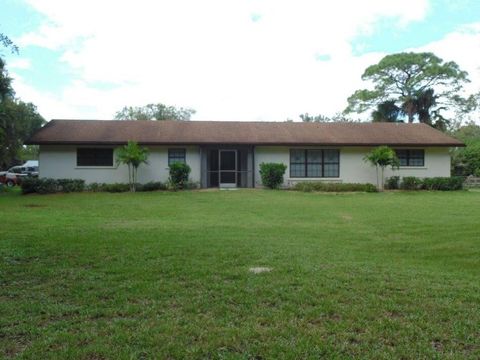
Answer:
7, 58, 31, 70
13, 0, 445, 121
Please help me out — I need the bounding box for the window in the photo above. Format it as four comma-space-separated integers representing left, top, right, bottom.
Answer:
290, 149, 339, 178
396, 149, 424, 167
77, 148, 114, 166
168, 148, 186, 165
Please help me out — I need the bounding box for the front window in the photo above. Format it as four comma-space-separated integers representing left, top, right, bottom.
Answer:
290, 149, 339, 178
77, 148, 114, 167
396, 149, 424, 167
168, 148, 186, 165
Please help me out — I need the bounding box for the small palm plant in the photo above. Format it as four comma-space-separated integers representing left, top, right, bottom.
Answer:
116, 141, 149, 192
363, 146, 399, 191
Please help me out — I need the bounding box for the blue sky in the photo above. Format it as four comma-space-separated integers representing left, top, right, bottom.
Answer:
1, 0, 479, 122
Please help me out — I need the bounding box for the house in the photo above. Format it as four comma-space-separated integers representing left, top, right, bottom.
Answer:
26, 120, 464, 188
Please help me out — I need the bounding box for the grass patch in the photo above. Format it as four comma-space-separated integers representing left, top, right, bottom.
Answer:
1, 190, 479, 358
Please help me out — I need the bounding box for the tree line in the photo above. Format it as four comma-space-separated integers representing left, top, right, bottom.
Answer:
0, 33, 45, 169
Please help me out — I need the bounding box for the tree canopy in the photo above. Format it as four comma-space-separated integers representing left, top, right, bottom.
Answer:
297, 113, 359, 123
114, 103, 196, 121
0, 37, 45, 168
451, 122, 480, 176
345, 52, 474, 128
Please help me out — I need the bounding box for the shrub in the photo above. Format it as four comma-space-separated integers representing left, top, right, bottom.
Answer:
20, 177, 39, 194
400, 176, 423, 190
86, 182, 104, 192
422, 177, 464, 191
56, 179, 85, 193
475, 168, 480, 177
22, 178, 85, 194
184, 181, 200, 190
259, 163, 287, 189
292, 182, 377, 193
137, 181, 166, 192
385, 176, 400, 190
168, 162, 191, 190
102, 183, 131, 193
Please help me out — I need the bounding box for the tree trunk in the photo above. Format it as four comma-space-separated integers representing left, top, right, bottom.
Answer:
380, 166, 385, 191
127, 164, 132, 192
132, 166, 137, 192
376, 166, 380, 191
409, 113, 414, 123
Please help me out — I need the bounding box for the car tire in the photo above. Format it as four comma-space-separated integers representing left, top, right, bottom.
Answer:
6, 180, 15, 187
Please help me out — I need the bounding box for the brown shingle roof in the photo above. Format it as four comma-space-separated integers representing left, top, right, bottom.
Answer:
26, 120, 464, 147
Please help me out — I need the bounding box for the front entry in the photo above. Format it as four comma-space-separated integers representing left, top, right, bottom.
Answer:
219, 149, 237, 188
203, 147, 253, 188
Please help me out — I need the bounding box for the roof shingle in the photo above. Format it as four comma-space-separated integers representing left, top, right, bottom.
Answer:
26, 120, 464, 147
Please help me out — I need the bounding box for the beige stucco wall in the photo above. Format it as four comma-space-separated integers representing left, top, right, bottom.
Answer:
39, 145, 451, 187
39, 145, 201, 184
254, 146, 451, 187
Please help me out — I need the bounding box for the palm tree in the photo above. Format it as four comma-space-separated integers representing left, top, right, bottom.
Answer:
372, 100, 402, 122
116, 141, 149, 192
363, 146, 400, 191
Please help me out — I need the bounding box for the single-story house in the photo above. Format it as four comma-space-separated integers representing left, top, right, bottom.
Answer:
26, 120, 464, 188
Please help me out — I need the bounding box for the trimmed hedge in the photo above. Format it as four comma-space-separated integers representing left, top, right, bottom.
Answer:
22, 178, 167, 194
293, 182, 378, 193
137, 181, 167, 192
87, 182, 166, 193
420, 177, 464, 191
385, 176, 400, 190
21, 178, 85, 194
400, 176, 423, 190
400, 176, 464, 191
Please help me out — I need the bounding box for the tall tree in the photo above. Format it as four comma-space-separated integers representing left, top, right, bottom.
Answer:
371, 100, 402, 122
0, 31, 44, 168
0, 100, 45, 168
114, 103, 196, 121
344, 52, 472, 126
0, 58, 14, 102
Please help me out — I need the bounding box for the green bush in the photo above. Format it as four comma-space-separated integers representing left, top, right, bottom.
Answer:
21, 178, 85, 194
475, 168, 480, 177
184, 181, 200, 190
86, 182, 104, 192
293, 182, 377, 193
137, 181, 166, 192
168, 162, 191, 190
102, 183, 131, 193
57, 179, 85, 193
422, 177, 464, 191
259, 163, 287, 189
385, 176, 400, 190
20, 177, 39, 194
400, 176, 423, 190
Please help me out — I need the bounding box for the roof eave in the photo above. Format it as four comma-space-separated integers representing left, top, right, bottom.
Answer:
26, 140, 466, 147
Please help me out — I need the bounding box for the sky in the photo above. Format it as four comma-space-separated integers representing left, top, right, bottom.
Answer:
1, 0, 480, 122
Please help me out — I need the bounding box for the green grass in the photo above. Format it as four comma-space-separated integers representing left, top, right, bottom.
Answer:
1, 189, 479, 359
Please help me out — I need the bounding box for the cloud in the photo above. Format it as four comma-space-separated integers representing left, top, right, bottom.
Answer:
7, 58, 31, 70
12, 0, 446, 121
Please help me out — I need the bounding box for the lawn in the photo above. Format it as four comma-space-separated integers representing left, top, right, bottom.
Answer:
1, 189, 479, 359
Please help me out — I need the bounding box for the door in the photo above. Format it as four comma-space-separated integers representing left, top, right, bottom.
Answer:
219, 150, 237, 188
